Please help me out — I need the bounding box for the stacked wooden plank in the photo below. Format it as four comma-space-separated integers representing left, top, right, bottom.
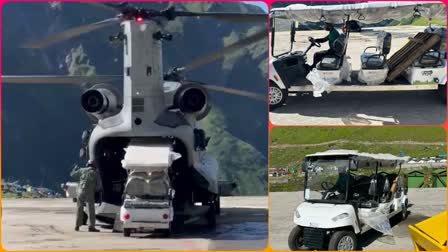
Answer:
386, 32, 441, 82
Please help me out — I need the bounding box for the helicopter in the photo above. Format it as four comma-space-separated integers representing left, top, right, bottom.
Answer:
2, 2, 267, 234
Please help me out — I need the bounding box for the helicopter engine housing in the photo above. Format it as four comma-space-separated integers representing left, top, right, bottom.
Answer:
173, 83, 210, 120
81, 86, 121, 120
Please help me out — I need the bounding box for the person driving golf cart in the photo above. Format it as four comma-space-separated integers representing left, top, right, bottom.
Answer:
309, 22, 341, 69
325, 166, 354, 200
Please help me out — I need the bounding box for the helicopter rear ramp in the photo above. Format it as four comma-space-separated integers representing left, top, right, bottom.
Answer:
387, 32, 441, 82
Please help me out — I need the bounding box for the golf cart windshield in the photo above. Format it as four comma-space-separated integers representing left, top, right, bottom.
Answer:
270, 16, 297, 57
303, 157, 354, 203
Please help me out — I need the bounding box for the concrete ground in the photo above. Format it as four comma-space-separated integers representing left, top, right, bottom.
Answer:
2, 196, 268, 250
269, 188, 446, 250
270, 26, 446, 125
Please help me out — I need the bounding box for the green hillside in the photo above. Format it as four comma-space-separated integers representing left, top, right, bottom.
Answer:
270, 127, 446, 168
399, 16, 446, 26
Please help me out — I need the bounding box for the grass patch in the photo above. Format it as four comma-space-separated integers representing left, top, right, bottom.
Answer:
2, 192, 19, 198
413, 81, 438, 85
270, 127, 445, 146
270, 143, 445, 168
398, 16, 446, 26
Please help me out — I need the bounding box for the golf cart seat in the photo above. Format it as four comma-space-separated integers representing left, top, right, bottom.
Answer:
361, 32, 391, 69
125, 172, 170, 197
317, 34, 348, 70
413, 49, 443, 68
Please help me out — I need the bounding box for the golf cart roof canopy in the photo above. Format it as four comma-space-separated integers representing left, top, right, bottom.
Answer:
270, 1, 446, 24
305, 149, 410, 167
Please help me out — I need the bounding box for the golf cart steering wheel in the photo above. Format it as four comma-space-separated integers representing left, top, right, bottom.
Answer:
321, 181, 335, 190
308, 37, 321, 48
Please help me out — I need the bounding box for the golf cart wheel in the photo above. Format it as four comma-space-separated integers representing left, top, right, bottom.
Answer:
123, 228, 131, 237
161, 228, 171, 238
288, 226, 304, 250
207, 203, 217, 228
328, 230, 357, 251
269, 81, 288, 110
401, 199, 409, 221
438, 84, 446, 104
157, 225, 171, 238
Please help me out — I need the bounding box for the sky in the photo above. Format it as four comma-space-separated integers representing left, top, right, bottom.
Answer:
244, 1, 268, 13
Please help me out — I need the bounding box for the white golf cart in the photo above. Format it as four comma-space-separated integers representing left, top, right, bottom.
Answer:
269, 2, 447, 110
288, 150, 409, 251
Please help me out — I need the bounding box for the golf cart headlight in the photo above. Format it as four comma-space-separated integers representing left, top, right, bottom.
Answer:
294, 209, 301, 219
331, 213, 349, 221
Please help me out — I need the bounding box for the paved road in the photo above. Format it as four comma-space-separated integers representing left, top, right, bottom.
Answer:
270, 90, 445, 125
2, 197, 268, 250
270, 26, 446, 125
269, 188, 446, 250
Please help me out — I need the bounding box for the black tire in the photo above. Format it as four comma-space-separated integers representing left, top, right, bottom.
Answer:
401, 199, 408, 221
328, 230, 357, 251
123, 228, 131, 237
207, 203, 217, 228
288, 226, 304, 250
269, 81, 288, 110
438, 84, 446, 104
156, 225, 171, 238
161, 229, 171, 238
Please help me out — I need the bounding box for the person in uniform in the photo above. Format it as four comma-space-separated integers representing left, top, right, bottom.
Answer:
71, 160, 100, 232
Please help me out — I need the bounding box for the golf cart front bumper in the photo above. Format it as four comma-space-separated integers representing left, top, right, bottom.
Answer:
294, 202, 360, 232
302, 227, 327, 250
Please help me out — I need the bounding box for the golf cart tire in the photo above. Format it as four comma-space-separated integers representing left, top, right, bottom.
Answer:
161, 229, 171, 238
401, 199, 409, 221
438, 84, 446, 104
269, 81, 288, 110
123, 228, 131, 237
288, 226, 304, 250
328, 230, 357, 251
156, 226, 171, 238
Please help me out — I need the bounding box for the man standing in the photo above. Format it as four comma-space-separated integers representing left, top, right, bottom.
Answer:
309, 22, 341, 69
71, 160, 100, 232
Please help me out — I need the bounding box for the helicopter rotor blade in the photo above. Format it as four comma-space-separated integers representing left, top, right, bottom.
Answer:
22, 18, 121, 49
203, 84, 266, 102
84, 2, 125, 13
174, 11, 266, 23
2, 75, 122, 84
180, 29, 266, 73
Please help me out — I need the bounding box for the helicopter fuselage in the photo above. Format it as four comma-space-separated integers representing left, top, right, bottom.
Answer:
84, 20, 218, 224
